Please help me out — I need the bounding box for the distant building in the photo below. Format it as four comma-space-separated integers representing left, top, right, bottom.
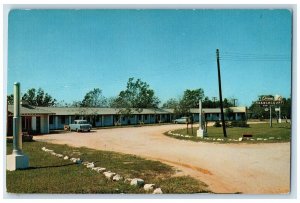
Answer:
6, 105, 246, 136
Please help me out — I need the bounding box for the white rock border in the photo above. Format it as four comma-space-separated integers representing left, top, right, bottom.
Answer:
41, 147, 163, 194
167, 130, 283, 142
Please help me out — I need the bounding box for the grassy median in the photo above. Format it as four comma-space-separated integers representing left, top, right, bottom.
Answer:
6, 140, 210, 194
165, 123, 291, 143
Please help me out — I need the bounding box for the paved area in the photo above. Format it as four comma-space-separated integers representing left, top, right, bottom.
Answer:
35, 124, 290, 194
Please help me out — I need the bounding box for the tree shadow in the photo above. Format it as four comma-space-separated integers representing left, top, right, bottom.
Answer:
23, 163, 77, 170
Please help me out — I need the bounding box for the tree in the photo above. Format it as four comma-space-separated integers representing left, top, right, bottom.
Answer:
162, 98, 179, 109
7, 94, 14, 105
81, 88, 107, 107
175, 88, 205, 134
21, 88, 57, 106
112, 78, 160, 123
225, 108, 234, 121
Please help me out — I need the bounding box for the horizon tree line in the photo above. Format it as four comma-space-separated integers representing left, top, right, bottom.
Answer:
7, 77, 291, 119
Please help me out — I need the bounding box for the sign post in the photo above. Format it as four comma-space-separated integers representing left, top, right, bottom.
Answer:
275, 107, 281, 123
269, 105, 272, 128
7, 82, 29, 171
197, 100, 206, 138
255, 95, 283, 128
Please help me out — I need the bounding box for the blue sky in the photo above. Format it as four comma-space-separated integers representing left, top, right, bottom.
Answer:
7, 9, 292, 107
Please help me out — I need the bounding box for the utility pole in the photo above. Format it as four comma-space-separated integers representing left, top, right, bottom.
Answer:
212, 97, 217, 108
216, 49, 227, 137
232, 98, 238, 107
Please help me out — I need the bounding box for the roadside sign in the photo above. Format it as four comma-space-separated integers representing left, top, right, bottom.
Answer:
275, 108, 280, 111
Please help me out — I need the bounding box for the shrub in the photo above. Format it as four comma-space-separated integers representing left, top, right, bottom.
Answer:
213, 121, 221, 127
231, 121, 249, 128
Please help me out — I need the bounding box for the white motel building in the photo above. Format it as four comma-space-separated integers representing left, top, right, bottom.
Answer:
7, 104, 246, 136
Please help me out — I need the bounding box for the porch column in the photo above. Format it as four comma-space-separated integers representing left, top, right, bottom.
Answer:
40, 115, 49, 134
31, 116, 37, 131
55, 116, 59, 129
69, 116, 72, 124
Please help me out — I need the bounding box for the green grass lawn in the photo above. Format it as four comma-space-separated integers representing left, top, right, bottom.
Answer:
166, 123, 291, 143
6, 140, 210, 194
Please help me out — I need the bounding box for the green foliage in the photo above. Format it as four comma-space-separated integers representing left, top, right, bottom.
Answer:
225, 108, 235, 120
162, 98, 179, 109
230, 121, 249, 127
213, 121, 221, 127
202, 97, 235, 108
21, 88, 57, 106
110, 78, 160, 117
81, 88, 107, 107
7, 94, 14, 105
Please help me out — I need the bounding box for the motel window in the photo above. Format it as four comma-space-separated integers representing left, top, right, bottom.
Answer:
138, 115, 142, 121
96, 115, 100, 122
61, 116, 65, 124
122, 116, 126, 121
144, 115, 148, 120
49, 116, 54, 124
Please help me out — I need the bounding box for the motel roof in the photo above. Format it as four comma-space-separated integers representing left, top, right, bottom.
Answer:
37, 107, 174, 116
7, 105, 246, 116
7, 105, 55, 116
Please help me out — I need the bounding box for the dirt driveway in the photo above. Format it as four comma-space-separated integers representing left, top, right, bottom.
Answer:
35, 124, 290, 194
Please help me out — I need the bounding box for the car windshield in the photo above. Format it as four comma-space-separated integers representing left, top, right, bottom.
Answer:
78, 121, 88, 124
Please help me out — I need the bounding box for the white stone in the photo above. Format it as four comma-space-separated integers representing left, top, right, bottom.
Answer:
96, 167, 106, 173
103, 171, 116, 179
257, 138, 263, 141
56, 154, 63, 158
238, 137, 243, 142
87, 163, 95, 168
6, 154, 29, 171
130, 178, 145, 187
217, 138, 222, 141
263, 139, 267, 141
269, 137, 274, 140
42, 147, 46, 151
144, 184, 155, 191
153, 188, 163, 194
63, 156, 69, 160
112, 174, 123, 181
197, 129, 205, 138
51, 152, 57, 156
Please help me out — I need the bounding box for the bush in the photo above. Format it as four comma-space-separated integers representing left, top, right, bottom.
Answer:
213, 121, 221, 127
231, 121, 249, 128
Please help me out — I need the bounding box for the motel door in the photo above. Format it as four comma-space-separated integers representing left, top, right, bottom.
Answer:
36, 117, 41, 134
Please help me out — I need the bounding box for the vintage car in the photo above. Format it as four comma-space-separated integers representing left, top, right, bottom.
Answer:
173, 117, 190, 124
69, 120, 92, 132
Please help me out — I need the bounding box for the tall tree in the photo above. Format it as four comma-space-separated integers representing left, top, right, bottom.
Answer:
112, 78, 160, 119
81, 88, 107, 107
162, 98, 179, 109
21, 88, 56, 106
175, 88, 205, 134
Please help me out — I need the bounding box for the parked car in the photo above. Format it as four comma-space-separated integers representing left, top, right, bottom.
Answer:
173, 117, 190, 124
69, 120, 92, 132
